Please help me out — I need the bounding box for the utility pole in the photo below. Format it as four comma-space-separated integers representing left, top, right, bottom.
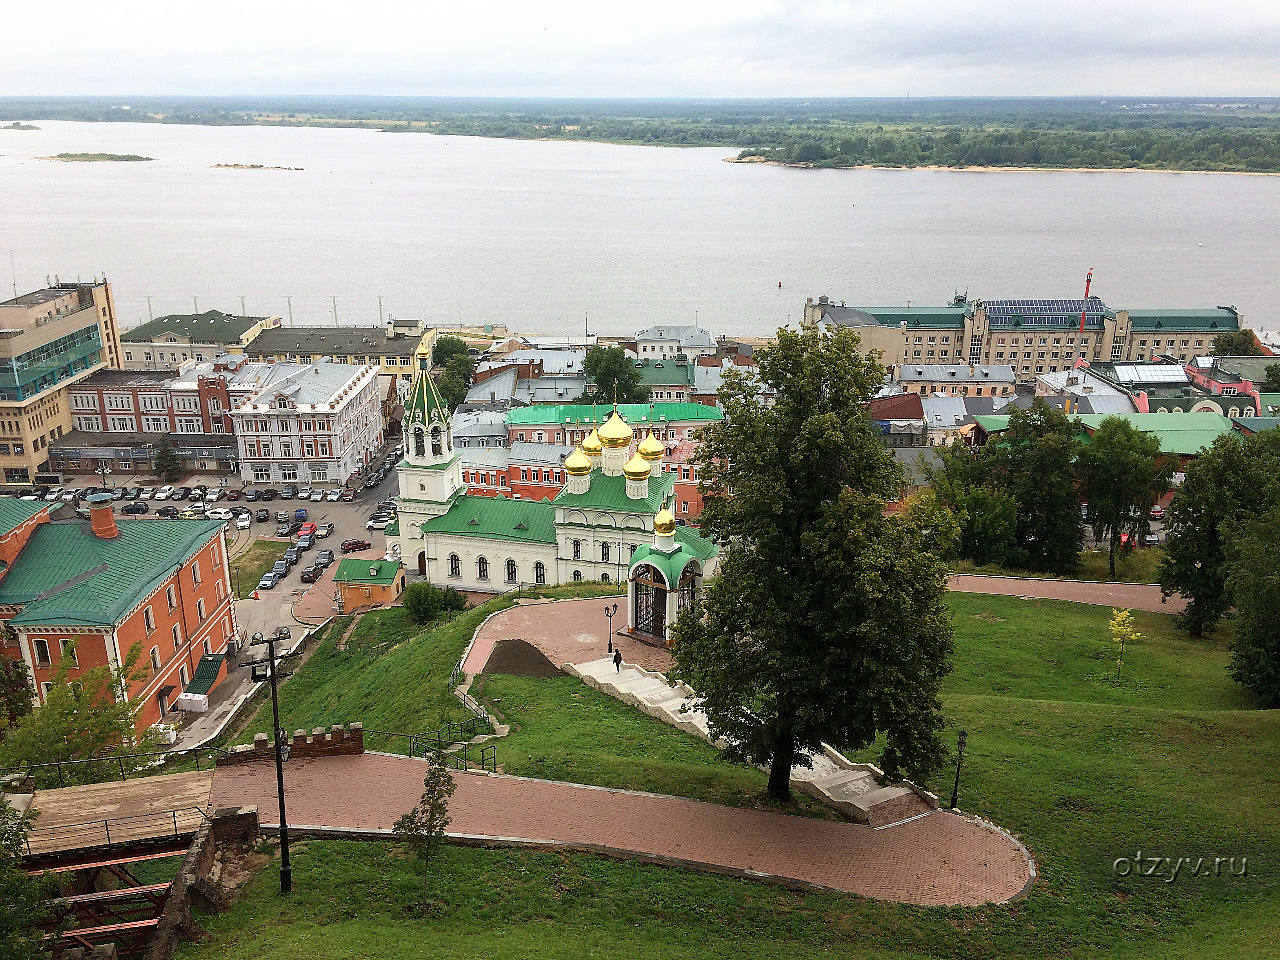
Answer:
240, 296, 247, 316
332, 296, 338, 326
286, 296, 294, 325
193, 296, 199, 314
251, 629, 293, 893
378, 296, 384, 324
146, 296, 154, 321
8, 249, 15, 298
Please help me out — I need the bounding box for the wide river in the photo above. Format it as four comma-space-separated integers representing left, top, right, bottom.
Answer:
1, 121, 1277, 337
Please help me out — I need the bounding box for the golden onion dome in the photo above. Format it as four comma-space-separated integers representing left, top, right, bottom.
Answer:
598, 409, 634, 449
637, 430, 664, 462
582, 428, 603, 455
623, 451, 652, 481
564, 446, 592, 477
653, 507, 676, 535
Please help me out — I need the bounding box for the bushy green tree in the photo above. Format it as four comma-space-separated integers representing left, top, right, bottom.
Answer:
393, 752, 457, 893
403, 583, 467, 625
578, 346, 649, 405
1226, 506, 1280, 705
1160, 430, 1280, 635
431, 335, 471, 368
1077, 417, 1172, 580
1211, 329, 1262, 356
1260, 363, 1280, 393
957, 488, 1023, 567
437, 354, 475, 411
673, 326, 953, 799
153, 437, 181, 483
0, 796, 54, 960
0, 652, 32, 731
0, 642, 158, 780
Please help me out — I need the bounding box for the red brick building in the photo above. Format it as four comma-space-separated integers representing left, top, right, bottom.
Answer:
0, 496, 236, 733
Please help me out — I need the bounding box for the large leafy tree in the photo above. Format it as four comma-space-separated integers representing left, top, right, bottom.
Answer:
0, 642, 158, 781
1160, 430, 1280, 635
978, 399, 1084, 573
1260, 363, 1280, 393
578, 346, 649, 405
436, 354, 475, 411
1211, 329, 1262, 356
1077, 417, 1172, 580
0, 652, 32, 730
153, 436, 181, 483
673, 326, 954, 800
924, 444, 1023, 568
0, 796, 54, 960
431, 335, 471, 369
1226, 506, 1280, 705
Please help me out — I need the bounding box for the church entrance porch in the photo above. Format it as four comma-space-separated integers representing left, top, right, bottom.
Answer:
630, 563, 668, 643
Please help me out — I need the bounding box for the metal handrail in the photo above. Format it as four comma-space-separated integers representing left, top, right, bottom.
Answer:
23, 806, 210, 857
0, 745, 228, 791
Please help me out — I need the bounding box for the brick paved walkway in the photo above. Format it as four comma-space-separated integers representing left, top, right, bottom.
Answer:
947, 574, 1183, 614
210, 753, 1032, 905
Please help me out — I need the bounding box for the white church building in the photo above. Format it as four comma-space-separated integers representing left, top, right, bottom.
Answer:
394, 351, 717, 643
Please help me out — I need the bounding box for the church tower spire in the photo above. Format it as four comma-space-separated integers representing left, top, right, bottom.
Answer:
404, 343, 453, 466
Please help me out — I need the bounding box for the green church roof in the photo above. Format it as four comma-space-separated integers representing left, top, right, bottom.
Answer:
420, 496, 557, 544
506, 403, 722, 427
0, 518, 223, 627
630, 526, 717, 587
333, 558, 403, 585
404, 366, 452, 427
553, 470, 675, 514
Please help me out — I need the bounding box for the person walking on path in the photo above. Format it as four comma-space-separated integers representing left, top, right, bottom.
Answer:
613, 649, 623, 672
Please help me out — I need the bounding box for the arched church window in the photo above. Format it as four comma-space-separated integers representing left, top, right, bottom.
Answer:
431, 426, 443, 457
505, 558, 517, 584
572, 539, 581, 560
477, 556, 489, 581
601, 572, 611, 583
414, 427, 426, 458
601, 542, 610, 562
572, 569, 582, 582
448, 554, 460, 579
534, 561, 546, 584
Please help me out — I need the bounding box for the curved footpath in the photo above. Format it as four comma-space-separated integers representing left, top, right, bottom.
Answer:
946, 574, 1182, 614
210, 752, 1032, 906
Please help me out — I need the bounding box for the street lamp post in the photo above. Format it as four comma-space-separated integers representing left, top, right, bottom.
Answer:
252, 629, 292, 893
949, 729, 968, 810
604, 603, 619, 654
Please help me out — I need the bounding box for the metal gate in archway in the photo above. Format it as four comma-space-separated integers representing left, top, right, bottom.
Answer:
632, 565, 667, 638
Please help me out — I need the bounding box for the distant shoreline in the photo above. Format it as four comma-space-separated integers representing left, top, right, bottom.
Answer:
723, 156, 1280, 176
212, 163, 304, 171
41, 152, 154, 162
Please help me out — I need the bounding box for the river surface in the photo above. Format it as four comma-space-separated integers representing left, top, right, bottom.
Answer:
1, 120, 1276, 337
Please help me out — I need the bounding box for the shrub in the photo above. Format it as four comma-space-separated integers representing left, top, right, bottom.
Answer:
404, 583, 468, 625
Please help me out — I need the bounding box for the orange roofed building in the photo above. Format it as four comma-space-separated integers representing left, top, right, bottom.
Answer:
0, 495, 236, 733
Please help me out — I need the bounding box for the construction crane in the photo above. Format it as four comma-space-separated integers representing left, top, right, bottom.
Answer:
1074, 268, 1095, 371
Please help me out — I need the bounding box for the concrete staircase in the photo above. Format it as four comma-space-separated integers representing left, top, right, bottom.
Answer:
566, 658, 936, 826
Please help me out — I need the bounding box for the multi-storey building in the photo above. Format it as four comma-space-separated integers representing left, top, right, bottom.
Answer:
0, 281, 123, 487
120, 310, 280, 370
231, 360, 382, 486
805, 294, 1243, 382
0, 497, 236, 733
505, 402, 723, 448
631, 325, 717, 360
244, 320, 435, 386
893, 363, 1016, 398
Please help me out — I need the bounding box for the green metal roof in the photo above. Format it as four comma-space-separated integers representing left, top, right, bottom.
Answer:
384, 518, 399, 537
0, 518, 222, 627
1256, 393, 1280, 416
973, 412, 1235, 457
633, 360, 695, 387
630, 527, 717, 587
122, 310, 265, 344
404, 367, 452, 427
1127, 308, 1239, 332
420, 496, 556, 544
333, 558, 403, 585
506, 403, 722, 427
852, 306, 968, 328
1215, 357, 1278, 384
184, 652, 226, 697
553, 470, 675, 514
0, 498, 48, 538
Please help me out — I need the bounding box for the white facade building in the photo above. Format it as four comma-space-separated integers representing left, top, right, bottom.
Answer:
633, 325, 717, 360
230, 361, 382, 486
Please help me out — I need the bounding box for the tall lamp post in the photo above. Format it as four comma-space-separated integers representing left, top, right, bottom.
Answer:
949, 729, 968, 810
604, 603, 619, 654
251, 629, 292, 893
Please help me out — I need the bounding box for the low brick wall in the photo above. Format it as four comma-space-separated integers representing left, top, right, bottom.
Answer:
216, 723, 363, 766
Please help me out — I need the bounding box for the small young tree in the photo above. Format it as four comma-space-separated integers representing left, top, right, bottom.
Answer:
402, 583, 467, 625
1226, 507, 1280, 706
393, 753, 457, 892
153, 437, 181, 483
1109, 608, 1142, 680
0, 796, 54, 960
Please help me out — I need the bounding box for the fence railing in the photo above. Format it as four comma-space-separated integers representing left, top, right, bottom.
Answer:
23, 806, 210, 858
0, 746, 228, 793
361, 721, 496, 772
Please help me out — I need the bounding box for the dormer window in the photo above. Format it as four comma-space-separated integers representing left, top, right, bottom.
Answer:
276, 396, 289, 409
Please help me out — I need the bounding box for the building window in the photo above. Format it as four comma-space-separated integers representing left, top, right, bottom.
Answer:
252, 466, 270, 482
506, 558, 517, 583
601, 542, 610, 562
167, 585, 176, 609
197, 598, 206, 620
477, 556, 489, 581
573, 569, 582, 582
180, 664, 189, 686
32, 637, 51, 668
572, 539, 581, 560
172, 624, 182, 650
144, 606, 155, 633
150, 646, 161, 673
192, 561, 201, 586
602, 572, 611, 583
57, 638, 78, 666
534, 561, 546, 584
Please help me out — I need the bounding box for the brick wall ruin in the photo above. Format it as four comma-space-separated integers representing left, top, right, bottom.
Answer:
216, 722, 363, 766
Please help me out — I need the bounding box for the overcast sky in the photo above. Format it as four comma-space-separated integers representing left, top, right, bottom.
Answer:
6, 1, 1279, 98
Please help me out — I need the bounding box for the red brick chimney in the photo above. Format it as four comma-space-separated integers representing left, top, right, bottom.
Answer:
86, 493, 119, 539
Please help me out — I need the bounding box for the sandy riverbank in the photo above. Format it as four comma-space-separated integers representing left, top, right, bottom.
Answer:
724, 156, 1280, 176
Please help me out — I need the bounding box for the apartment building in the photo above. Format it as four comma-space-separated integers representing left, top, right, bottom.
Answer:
231, 361, 382, 486
806, 294, 1242, 382
121, 310, 280, 370
244, 320, 435, 385
0, 281, 123, 487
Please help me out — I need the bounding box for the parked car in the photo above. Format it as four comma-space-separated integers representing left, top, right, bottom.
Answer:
340, 488, 356, 502
127, 486, 142, 500
255, 508, 270, 522
297, 534, 315, 551
261, 488, 278, 501
298, 486, 313, 500
207, 507, 233, 521
314, 549, 335, 569
1150, 505, 1165, 520
244, 489, 259, 502
309, 490, 324, 502
276, 522, 296, 537
207, 488, 225, 502
226, 488, 242, 501
179, 509, 203, 520
366, 515, 392, 530
1143, 533, 1161, 547
258, 572, 280, 590
121, 502, 149, 515
326, 488, 341, 502
154, 486, 174, 501
234, 513, 250, 531
298, 521, 317, 537
138, 487, 155, 500
299, 565, 323, 583
341, 538, 371, 553
294, 507, 308, 521
175, 486, 192, 501
283, 546, 302, 566
279, 485, 297, 500
60, 489, 78, 502
111, 487, 126, 501
316, 522, 334, 539
157, 505, 180, 518
187, 501, 207, 513
271, 560, 289, 578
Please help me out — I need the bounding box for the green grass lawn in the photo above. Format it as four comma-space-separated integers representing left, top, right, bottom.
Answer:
952, 546, 1164, 584
186, 590, 1280, 960
230, 540, 283, 598
343, 607, 422, 651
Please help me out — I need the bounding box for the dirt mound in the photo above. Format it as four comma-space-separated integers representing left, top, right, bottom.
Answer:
484, 638, 563, 678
